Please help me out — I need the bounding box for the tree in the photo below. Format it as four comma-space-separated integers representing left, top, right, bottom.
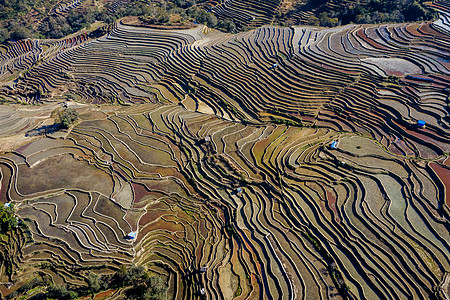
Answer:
223, 20, 236, 33
307, 15, 320, 26
57, 107, 78, 128
87, 271, 101, 293
142, 276, 168, 300
318, 12, 339, 27
206, 13, 217, 27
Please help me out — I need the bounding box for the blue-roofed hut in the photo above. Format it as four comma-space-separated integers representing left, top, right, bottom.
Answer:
125, 231, 137, 240
330, 141, 338, 149
417, 120, 426, 128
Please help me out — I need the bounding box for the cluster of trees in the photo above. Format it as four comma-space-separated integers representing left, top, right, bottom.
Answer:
114, 265, 168, 299
0, 0, 59, 42
188, 6, 237, 32
85, 265, 167, 299
6, 274, 53, 299
309, 0, 437, 26
40, 7, 104, 39
0, 0, 45, 19
47, 284, 79, 300
0, 0, 238, 43
0, 0, 112, 42
77, 0, 236, 33
0, 0, 437, 43
51, 107, 78, 128
0, 20, 33, 43
0, 203, 18, 234
0, 203, 22, 279
6, 265, 168, 299
135, 1, 237, 32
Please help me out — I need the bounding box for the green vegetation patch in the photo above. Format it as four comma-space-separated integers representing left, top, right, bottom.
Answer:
54, 107, 78, 129
0, 203, 18, 234
311, 0, 438, 27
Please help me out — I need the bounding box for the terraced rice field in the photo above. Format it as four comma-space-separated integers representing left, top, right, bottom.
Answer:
0, 2, 450, 299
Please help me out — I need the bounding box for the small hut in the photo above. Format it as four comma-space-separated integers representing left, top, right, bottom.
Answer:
125, 231, 137, 240
330, 141, 338, 150
417, 120, 426, 128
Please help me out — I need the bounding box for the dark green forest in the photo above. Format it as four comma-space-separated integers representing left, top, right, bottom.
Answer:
0, 0, 438, 45
0, 0, 232, 43
312, 0, 438, 27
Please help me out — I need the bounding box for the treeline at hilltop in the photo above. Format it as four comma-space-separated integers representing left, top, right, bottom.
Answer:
0, 0, 438, 43
0, 0, 235, 43
308, 0, 438, 27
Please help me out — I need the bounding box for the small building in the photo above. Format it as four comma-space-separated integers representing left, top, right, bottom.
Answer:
417, 120, 426, 128
4, 202, 11, 208
272, 63, 278, 68
330, 141, 338, 150
200, 266, 207, 273
125, 231, 137, 240
199, 287, 206, 295
236, 187, 243, 194
204, 136, 211, 142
